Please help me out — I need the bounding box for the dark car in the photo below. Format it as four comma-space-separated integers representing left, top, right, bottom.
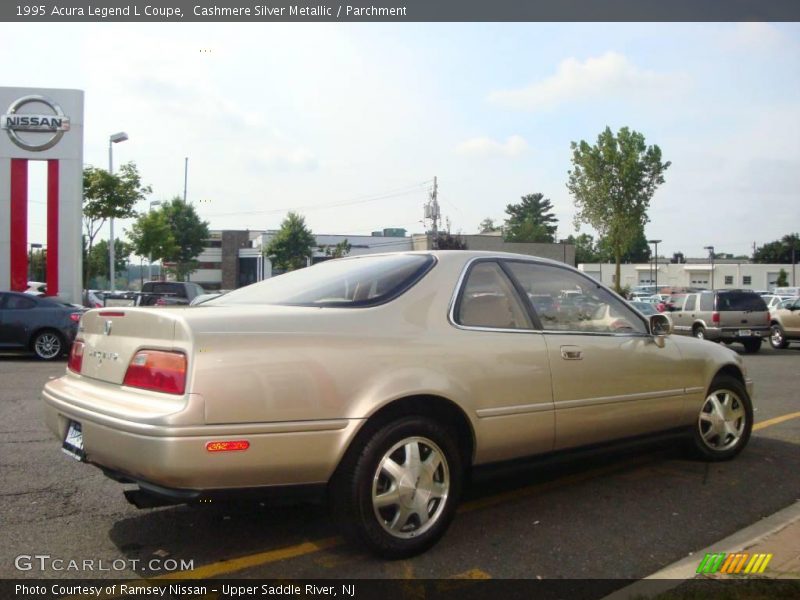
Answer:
0, 292, 84, 360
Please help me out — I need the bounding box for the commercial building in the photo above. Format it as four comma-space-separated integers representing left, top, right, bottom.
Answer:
579, 260, 797, 292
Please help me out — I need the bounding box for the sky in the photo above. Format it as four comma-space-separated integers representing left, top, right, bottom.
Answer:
2, 21, 799, 258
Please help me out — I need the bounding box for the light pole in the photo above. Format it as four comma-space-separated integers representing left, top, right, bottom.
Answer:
108, 131, 129, 291
704, 245, 715, 290
147, 200, 162, 281
648, 239, 662, 293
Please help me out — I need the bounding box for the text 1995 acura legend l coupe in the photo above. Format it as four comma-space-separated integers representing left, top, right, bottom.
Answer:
43, 251, 753, 558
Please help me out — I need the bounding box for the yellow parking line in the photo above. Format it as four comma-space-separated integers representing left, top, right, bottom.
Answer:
449, 568, 491, 579
753, 411, 800, 431
154, 537, 341, 580
146, 410, 800, 580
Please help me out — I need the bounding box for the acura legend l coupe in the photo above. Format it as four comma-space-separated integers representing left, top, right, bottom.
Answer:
43, 251, 753, 558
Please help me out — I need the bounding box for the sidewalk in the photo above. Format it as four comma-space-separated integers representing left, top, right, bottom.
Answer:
604, 500, 800, 599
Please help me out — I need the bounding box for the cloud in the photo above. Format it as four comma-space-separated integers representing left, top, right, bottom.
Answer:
721, 22, 790, 52
487, 51, 676, 112
455, 135, 528, 158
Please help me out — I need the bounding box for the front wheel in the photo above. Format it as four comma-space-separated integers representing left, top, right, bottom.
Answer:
331, 416, 463, 559
770, 324, 789, 349
689, 375, 752, 461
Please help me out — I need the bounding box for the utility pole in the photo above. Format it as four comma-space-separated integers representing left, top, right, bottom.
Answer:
183, 157, 189, 203
704, 245, 715, 290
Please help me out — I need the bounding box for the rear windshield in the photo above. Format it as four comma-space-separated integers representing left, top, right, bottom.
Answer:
213, 254, 435, 307
717, 292, 768, 311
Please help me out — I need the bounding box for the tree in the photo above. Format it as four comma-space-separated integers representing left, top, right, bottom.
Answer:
597, 228, 651, 263
776, 268, 789, 287
82, 162, 151, 283
435, 232, 468, 250
671, 252, 685, 264
567, 126, 670, 292
265, 212, 316, 271
478, 218, 501, 234
320, 239, 351, 259
753, 233, 799, 264
87, 239, 133, 284
563, 233, 600, 264
128, 198, 209, 281
503, 193, 558, 243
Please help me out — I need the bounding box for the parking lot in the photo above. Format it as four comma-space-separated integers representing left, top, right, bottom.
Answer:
1, 344, 798, 582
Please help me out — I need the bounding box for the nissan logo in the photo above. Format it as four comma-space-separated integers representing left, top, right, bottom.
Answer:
1, 95, 70, 151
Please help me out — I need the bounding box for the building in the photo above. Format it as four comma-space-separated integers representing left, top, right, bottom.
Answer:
579, 260, 797, 292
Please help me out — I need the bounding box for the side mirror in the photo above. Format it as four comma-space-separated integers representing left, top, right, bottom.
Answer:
650, 313, 673, 337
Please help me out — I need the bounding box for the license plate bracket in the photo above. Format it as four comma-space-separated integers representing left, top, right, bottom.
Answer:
62, 420, 85, 461
738, 329, 752, 337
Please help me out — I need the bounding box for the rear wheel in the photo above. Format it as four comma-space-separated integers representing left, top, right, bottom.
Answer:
32, 330, 64, 360
741, 338, 761, 354
770, 324, 789, 349
693, 325, 706, 340
689, 375, 752, 461
331, 416, 462, 559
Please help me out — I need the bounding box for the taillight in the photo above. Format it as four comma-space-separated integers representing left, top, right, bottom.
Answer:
712, 311, 720, 324
155, 298, 167, 306
69, 312, 82, 323
123, 350, 187, 394
68, 341, 84, 373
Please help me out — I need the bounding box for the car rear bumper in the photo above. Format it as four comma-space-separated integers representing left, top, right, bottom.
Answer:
703, 327, 769, 341
42, 382, 363, 491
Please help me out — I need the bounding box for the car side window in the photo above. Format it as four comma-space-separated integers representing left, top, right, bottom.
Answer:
684, 295, 697, 311
5, 295, 36, 310
456, 262, 532, 330
505, 261, 647, 334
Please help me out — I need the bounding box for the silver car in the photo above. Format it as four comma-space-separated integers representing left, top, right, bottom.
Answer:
42, 252, 755, 557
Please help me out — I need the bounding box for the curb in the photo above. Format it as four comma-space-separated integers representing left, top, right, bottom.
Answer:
602, 500, 800, 600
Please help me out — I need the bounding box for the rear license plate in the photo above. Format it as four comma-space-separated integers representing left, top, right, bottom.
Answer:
62, 420, 85, 461
738, 329, 752, 337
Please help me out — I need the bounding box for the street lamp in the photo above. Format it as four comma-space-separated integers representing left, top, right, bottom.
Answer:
704, 245, 715, 290
108, 131, 129, 292
648, 239, 662, 293
147, 200, 162, 281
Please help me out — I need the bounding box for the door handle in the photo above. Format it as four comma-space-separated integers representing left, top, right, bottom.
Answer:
560, 346, 583, 360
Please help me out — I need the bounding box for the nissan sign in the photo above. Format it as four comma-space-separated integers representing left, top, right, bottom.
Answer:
2, 95, 70, 151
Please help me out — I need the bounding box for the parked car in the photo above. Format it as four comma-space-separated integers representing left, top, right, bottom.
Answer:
82, 289, 105, 309
43, 251, 754, 558
25, 281, 47, 296
768, 296, 800, 349
773, 286, 800, 297
1, 291, 84, 359
629, 300, 660, 316
139, 281, 206, 306
668, 290, 769, 353
762, 295, 794, 312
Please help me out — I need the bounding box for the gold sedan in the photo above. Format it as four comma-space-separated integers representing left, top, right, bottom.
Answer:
42, 251, 754, 558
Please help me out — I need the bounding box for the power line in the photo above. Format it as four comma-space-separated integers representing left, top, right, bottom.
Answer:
205, 180, 433, 217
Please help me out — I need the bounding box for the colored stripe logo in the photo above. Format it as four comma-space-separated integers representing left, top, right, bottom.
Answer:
696, 552, 773, 574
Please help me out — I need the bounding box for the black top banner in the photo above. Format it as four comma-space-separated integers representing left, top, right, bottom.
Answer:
3, 0, 800, 22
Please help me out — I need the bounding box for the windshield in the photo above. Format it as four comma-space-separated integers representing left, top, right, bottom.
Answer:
213, 254, 435, 307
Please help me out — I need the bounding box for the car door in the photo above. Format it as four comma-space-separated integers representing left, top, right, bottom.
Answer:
784, 298, 800, 336
0, 293, 38, 348
503, 261, 687, 450
451, 260, 554, 462
669, 294, 690, 333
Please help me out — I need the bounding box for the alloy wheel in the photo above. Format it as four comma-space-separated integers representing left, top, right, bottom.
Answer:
698, 389, 746, 452
34, 333, 62, 360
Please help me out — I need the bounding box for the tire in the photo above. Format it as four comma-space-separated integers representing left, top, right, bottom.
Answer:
693, 325, 706, 340
770, 324, 789, 350
331, 416, 463, 559
688, 375, 752, 462
32, 330, 64, 361
742, 338, 761, 354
